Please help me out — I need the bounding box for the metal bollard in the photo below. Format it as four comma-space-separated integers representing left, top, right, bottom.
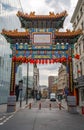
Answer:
49, 103, 51, 110
59, 102, 61, 110
29, 103, 31, 109
39, 103, 41, 110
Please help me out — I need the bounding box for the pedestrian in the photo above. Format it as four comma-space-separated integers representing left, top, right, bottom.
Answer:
15, 85, 19, 101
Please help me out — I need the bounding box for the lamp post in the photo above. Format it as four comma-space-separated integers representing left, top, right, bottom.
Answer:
26, 62, 29, 104
19, 80, 23, 107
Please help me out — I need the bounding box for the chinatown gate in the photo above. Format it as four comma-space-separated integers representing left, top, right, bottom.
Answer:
1, 11, 82, 112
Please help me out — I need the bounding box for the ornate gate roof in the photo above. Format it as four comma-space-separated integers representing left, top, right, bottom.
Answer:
1, 29, 82, 44
17, 11, 68, 29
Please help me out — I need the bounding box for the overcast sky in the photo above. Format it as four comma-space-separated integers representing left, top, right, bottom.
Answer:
20, 0, 78, 86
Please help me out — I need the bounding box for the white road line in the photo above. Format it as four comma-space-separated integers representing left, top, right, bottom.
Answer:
0, 122, 4, 125
0, 116, 6, 120
0, 115, 14, 125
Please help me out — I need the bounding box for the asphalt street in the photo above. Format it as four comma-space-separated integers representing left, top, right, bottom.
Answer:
0, 99, 84, 130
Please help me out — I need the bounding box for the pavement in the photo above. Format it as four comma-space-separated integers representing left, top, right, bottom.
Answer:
57, 99, 83, 115
0, 99, 34, 114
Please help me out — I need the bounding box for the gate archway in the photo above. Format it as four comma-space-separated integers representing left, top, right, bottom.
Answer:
1, 10, 82, 112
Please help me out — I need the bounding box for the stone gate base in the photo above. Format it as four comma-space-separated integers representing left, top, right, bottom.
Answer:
7, 95, 16, 113
67, 96, 77, 114
68, 106, 77, 114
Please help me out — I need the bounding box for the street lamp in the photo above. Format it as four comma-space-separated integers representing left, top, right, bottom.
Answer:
19, 80, 23, 107
26, 62, 29, 104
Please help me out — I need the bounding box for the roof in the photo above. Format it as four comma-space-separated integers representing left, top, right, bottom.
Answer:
1, 29, 30, 37
55, 29, 82, 38
17, 11, 68, 29
17, 10, 68, 19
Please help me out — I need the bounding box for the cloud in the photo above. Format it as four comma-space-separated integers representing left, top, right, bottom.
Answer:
20, 0, 54, 14
38, 63, 61, 71
45, 0, 70, 12
0, 1, 22, 15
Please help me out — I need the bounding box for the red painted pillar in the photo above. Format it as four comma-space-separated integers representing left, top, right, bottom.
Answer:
7, 60, 16, 112
10, 61, 16, 95
68, 60, 74, 95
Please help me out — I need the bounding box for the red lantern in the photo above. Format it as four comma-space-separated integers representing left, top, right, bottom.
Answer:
57, 58, 61, 63
42, 59, 44, 64
26, 59, 28, 63
60, 58, 62, 63
68, 56, 72, 62
55, 58, 58, 63
28, 58, 30, 63
33, 59, 35, 64
36, 59, 38, 64
34, 60, 37, 64
51, 59, 54, 64
16, 57, 18, 62
23, 57, 26, 63
39, 59, 41, 64
29, 59, 32, 64
63, 57, 66, 62
19, 57, 21, 62
12, 56, 16, 62
16, 57, 19, 62
45, 59, 48, 64
78, 70, 81, 73
32, 59, 34, 64
60, 57, 66, 63
21, 57, 24, 63
75, 54, 80, 59
49, 60, 51, 64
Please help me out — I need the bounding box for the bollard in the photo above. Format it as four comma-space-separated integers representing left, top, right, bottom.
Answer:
29, 103, 31, 109
49, 103, 51, 110
59, 102, 61, 110
82, 106, 84, 115
39, 103, 41, 110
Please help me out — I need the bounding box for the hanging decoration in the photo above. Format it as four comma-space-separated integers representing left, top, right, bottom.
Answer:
12, 52, 80, 64
77, 70, 81, 73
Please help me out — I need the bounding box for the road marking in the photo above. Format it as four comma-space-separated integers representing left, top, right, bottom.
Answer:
0, 116, 5, 120
0, 115, 13, 125
0, 122, 3, 125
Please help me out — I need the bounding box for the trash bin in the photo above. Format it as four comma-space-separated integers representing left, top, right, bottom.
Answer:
82, 106, 84, 115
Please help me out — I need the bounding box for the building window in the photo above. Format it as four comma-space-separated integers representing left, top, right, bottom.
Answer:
73, 22, 76, 29
77, 65, 79, 78
76, 47, 78, 54
77, 15, 79, 22
80, 7, 83, 17
81, 89, 84, 102
80, 62, 82, 76
81, 22, 84, 30
83, 39, 84, 52
79, 43, 81, 55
